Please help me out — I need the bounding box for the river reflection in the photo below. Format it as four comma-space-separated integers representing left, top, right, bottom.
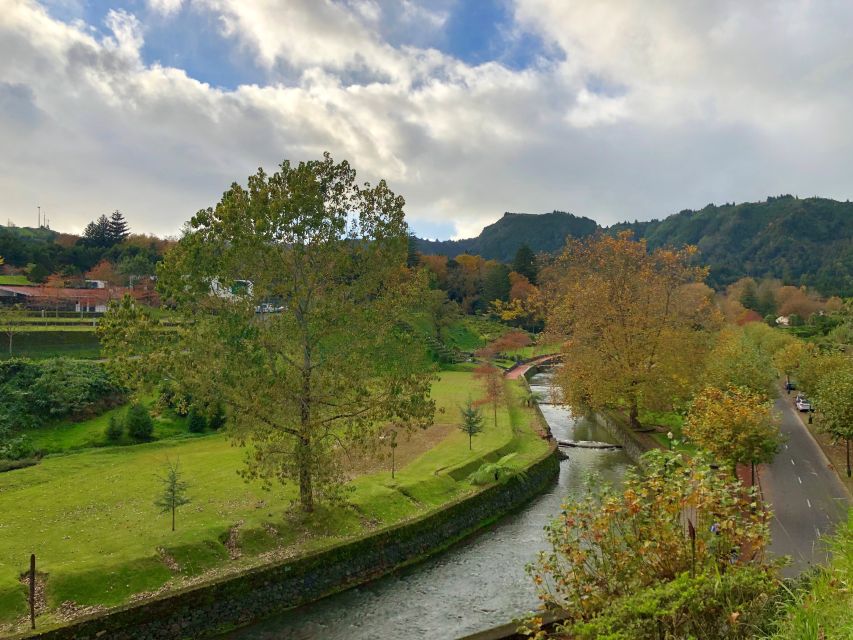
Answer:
222, 370, 631, 640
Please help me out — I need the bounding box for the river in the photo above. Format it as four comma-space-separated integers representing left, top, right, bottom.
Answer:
222, 370, 632, 640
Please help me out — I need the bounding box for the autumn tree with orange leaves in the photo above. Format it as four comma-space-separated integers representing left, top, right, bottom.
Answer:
683, 385, 782, 485
473, 362, 505, 427
542, 232, 717, 428
524, 449, 776, 640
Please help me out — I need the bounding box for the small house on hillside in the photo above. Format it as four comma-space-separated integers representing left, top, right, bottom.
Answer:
0, 285, 131, 312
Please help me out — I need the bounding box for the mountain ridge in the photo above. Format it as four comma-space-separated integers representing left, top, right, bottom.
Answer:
415, 196, 853, 296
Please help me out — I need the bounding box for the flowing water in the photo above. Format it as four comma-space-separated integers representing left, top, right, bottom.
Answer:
222, 370, 632, 640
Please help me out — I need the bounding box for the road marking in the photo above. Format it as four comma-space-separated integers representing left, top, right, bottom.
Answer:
806, 499, 812, 509
816, 527, 821, 538
791, 459, 796, 466
798, 476, 802, 484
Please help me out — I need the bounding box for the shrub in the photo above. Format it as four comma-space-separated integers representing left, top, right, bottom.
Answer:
0, 358, 123, 428
187, 407, 207, 433
105, 414, 124, 441
0, 429, 34, 461
126, 403, 154, 442
208, 404, 226, 430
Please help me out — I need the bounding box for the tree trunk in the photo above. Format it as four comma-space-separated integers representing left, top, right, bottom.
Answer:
298, 363, 314, 512
493, 402, 497, 428
469, 433, 472, 450
171, 504, 175, 532
297, 434, 313, 512
629, 396, 640, 430
751, 462, 755, 487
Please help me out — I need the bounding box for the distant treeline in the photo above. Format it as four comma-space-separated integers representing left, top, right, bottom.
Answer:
0, 212, 173, 286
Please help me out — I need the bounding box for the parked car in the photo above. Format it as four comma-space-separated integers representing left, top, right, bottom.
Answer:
785, 380, 796, 391
796, 398, 812, 412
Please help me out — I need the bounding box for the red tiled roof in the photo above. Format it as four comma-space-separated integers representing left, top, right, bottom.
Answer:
0, 285, 130, 300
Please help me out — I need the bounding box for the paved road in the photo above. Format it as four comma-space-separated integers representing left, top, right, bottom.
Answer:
760, 393, 851, 576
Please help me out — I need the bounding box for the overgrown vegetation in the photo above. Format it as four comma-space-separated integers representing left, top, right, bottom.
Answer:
0, 358, 123, 459
524, 450, 779, 640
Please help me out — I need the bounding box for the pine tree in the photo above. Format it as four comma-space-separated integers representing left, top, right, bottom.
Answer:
512, 243, 538, 284
154, 460, 191, 531
108, 210, 130, 244
459, 399, 484, 450
82, 214, 112, 247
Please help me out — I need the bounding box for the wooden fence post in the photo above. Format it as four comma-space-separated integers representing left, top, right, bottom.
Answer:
29, 553, 35, 630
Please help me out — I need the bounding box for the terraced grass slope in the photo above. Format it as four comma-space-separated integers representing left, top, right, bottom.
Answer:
0, 372, 549, 633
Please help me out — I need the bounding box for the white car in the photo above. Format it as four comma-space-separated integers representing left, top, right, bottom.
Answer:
796, 398, 812, 412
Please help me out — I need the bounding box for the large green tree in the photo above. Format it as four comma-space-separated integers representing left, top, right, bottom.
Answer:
102, 154, 435, 512
512, 243, 538, 284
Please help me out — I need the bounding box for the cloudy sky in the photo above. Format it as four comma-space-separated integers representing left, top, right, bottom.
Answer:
2, 1, 853, 239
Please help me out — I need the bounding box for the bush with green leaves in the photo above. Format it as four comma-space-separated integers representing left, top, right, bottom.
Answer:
208, 404, 227, 430
524, 450, 779, 640
105, 414, 124, 442
187, 407, 207, 433
468, 453, 525, 485
0, 421, 34, 461
0, 358, 123, 427
126, 403, 154, 442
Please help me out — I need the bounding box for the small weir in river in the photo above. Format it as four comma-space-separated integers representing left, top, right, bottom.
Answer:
222, 369, 632, 640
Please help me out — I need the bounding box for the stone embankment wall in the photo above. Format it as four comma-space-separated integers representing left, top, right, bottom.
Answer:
592, 413, 648, 463
17, 450, 559, 640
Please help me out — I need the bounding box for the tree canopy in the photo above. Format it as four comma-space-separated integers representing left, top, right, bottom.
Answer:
543, 232, 716, 427
102, 154, 435, 512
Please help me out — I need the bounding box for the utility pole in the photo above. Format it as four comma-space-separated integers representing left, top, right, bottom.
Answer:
37, 205, 41, 228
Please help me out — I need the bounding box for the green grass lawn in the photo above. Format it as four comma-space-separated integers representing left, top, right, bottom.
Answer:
0, 372, 549, 631
0, 276, 31, 285
28, 402, 192, 455
2, 330, 101, 360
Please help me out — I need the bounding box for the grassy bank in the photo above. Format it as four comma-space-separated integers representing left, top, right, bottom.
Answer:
1, 331, 101, 360
0, 371, 549, 632
27, 402, 191, 456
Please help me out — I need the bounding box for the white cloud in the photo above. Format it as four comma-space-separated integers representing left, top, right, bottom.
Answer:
1, 0, 853, 239
147, 0, 184, 17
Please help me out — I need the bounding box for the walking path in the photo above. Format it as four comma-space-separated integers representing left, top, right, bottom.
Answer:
760, 393, 851, 575
504, 354, 560, 380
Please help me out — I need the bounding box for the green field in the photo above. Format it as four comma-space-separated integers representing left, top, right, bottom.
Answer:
28, 401, 191, 455
1, 330, 101, 360
0, 372, 549, 632
0, 276, 31, 285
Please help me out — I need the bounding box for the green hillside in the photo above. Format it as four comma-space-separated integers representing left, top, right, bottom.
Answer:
417, 197, 853, 296
612, 196, 853, 295
416, 211, 597, 262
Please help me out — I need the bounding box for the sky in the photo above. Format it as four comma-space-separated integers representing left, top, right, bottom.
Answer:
2, 1, 853, 240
